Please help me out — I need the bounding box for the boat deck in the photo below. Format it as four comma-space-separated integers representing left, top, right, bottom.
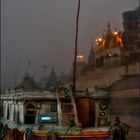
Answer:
0, 119, 110, 140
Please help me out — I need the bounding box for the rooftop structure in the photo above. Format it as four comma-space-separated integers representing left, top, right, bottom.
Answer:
122, 7, 140, 48
15, 73, 38, 90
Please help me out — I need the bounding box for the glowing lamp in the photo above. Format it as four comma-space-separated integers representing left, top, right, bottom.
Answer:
98, 38, 102, 41
77, 55, 83, 58
114, 31, 118, 35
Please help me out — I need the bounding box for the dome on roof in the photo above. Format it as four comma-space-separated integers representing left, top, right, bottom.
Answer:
15, 73, 38, 90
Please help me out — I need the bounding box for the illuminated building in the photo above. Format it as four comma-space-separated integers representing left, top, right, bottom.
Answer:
95, 23, 124, 69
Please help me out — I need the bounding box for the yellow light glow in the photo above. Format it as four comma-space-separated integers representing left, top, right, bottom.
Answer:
98, 38, 102, 41
77, 55, 83, 58
114, 31, 118, 35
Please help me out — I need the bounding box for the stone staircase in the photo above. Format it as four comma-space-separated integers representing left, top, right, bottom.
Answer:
76, 66, 125, 89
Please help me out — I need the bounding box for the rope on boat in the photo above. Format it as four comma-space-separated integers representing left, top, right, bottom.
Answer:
23, 128, 32, 140
0, 123, 8, 140
62, 120, 78, 140
0, 123, 4, 136
45, 127, 56, 140
77, 127, 83, 138
13, 128, 22, 140
7, 128, 11, 140
62, 118, 82, 140
62, 126, 71, 140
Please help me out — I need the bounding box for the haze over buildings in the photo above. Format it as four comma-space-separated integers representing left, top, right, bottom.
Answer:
1, 0, 139, 89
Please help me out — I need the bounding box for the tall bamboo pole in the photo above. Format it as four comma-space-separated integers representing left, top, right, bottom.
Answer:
73, 0, 81, 94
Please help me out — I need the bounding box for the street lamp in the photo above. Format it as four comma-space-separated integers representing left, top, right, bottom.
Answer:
73, 0, 81, 94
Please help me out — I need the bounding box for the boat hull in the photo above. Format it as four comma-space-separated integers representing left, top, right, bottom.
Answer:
2, 127, 110, 140
0, 119, 110, 140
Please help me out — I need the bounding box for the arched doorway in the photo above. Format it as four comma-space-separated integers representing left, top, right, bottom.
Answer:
24, 104, 36, 124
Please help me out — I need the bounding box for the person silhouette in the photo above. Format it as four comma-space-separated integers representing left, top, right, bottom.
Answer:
109, 116, 130, 140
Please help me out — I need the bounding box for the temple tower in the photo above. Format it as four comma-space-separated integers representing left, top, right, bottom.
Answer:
87, 45, 96, 71
95, 23, 124, 69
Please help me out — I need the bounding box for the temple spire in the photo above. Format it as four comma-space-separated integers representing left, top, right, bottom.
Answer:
26, 59, 31, 76
47, 67, 57, 88
114, 27, 117, 32
107, 21, 111, 31
87, 44, 96, 71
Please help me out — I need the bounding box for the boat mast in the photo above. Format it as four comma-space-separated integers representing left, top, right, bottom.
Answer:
73, 0, 81, 94
138, 1, 140, 138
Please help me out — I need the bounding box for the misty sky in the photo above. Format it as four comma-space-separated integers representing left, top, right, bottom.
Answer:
1, 0, 139, 88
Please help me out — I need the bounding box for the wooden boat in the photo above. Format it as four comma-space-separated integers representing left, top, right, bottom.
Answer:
0, 119, 110, 140
0, 88, 110, 140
